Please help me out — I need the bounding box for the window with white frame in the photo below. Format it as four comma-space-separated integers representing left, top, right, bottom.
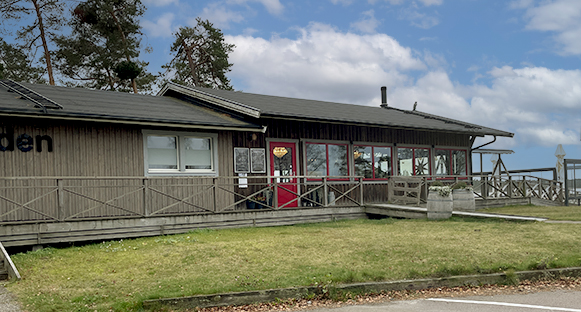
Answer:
144, 131, 217, 175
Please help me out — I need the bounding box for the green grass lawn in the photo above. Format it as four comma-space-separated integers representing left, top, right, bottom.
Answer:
8, 217, 581, 312
480, 205, 581, 221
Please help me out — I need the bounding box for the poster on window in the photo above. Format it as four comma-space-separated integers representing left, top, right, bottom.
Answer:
234, 148, 250, 173
250, 148, 266, 173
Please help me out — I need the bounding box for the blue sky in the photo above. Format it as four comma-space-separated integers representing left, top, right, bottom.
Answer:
7, 0, 581, 173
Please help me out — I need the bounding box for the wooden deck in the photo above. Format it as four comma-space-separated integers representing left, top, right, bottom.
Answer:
0, 174, 564, 247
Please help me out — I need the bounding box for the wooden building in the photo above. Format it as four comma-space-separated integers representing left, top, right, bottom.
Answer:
0, 80, 513, 246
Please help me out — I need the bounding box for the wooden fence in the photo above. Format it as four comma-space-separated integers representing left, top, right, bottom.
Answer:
0, 174, 564, 224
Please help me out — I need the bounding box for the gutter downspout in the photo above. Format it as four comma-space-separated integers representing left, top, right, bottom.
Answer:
471, 135, 497, 152
470, 135, 497, 192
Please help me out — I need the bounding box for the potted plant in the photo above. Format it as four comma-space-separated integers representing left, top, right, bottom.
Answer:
254, 194, 267, 209
246, 194, 266, 209
452, 182, 475, 212
427, 181, 452, 220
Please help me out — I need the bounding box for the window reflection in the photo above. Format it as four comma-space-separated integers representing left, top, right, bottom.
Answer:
397, 147, 430, 176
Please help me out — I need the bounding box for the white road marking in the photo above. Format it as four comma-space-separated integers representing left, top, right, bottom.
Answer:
427, 298, 581, 311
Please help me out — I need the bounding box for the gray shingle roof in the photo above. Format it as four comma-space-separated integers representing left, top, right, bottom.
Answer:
0, 80, 262, 130
162, 83, 514, 137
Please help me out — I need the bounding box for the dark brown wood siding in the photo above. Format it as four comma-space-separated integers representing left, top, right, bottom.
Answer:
233, 118, 470, 149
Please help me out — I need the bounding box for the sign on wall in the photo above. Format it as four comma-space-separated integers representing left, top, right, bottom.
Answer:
250, 148, 266, 173
234, 147, 250, 173
0, 128, 53, 152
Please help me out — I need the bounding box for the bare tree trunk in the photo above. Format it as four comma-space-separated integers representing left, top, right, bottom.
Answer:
32, 0, 55, 85
110, 9, 138, 94
181, 39, 200, 86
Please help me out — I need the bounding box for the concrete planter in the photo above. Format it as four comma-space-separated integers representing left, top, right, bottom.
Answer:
452, 189, 475, 212
427, 190, 453, 220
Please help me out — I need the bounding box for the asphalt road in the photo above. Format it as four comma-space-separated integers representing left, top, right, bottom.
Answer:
0, 285, 20, 312
309, 290, 581, 312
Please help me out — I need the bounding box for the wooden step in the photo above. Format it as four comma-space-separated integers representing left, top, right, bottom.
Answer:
0, 270, 8, 280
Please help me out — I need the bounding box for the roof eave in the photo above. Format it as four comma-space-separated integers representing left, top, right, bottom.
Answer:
0, 112, 265, 132
259, 113, 514, 138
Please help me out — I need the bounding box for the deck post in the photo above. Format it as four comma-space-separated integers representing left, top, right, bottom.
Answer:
359, 177, 364, 206
323, 177, 328, 207
481, 176, 487, 199
273, 179, 278, 209
57, 179, 64, 221
143, 178, 150, 216
522, 176, 527, 197
213, 177, 218, 212
508, 176, 513, 198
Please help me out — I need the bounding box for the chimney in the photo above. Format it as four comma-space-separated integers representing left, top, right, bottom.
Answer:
380, 86, 388, 108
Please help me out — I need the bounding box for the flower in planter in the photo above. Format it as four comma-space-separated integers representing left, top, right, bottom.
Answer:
452, 182, 473, 191
253, 195, 266, 202
428, 185, 452, 197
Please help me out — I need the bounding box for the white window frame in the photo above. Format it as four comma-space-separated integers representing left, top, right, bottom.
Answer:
143, 130, 219, 176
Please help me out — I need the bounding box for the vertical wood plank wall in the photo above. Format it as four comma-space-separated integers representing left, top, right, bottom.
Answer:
0, 117, 236, 222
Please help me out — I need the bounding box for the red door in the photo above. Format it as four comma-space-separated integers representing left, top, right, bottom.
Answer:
269, 142, 298, 208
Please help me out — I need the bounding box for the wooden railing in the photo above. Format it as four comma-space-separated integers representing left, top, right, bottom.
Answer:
0, 173, 564, 224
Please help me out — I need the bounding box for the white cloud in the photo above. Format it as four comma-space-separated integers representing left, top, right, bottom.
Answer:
142, 0, 178, 7
517, 0, 581, 55
399, 7, 440, 29
227, 23, 424, 103
198, 3, 245, 29
350, 10, 381, 34
243, 28, 259, 36
509, 0, 533, 10
488, 65, 517, 78
418, 0, 442, 6
141, 13, 175, 38
227, 24, 580, 148
467, 65, 479, 72
330, 0, 355, 5
465, 66, 581, 146
517, 127, 579, 146
381, 0, 442, 6
333, 0, 443, 7
227, 0, 284, 15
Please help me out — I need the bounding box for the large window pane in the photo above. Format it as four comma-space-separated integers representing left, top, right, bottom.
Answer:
147, 136, 178, 170
435, 150, 450, 176
398, 148, 413, 176
328, 144, 348, 176
453, 150, 467, 175
306, 143, 326, 176
354, 146, 373, 178
374, 147, 391, 179
415, 149, 430, 175
184, 137, 212, 170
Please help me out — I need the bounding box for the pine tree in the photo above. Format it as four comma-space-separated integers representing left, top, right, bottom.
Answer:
0, 39, 46, 83
162, 18, 235, 90
0, 0, 65, 85
53, 0, 155, 93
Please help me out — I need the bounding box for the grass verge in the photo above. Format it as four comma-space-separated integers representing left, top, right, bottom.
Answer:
7, 217, 581, 311
480, 205, 581, 221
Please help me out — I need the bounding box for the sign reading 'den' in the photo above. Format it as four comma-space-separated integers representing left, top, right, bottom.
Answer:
0, 128, 53, 152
